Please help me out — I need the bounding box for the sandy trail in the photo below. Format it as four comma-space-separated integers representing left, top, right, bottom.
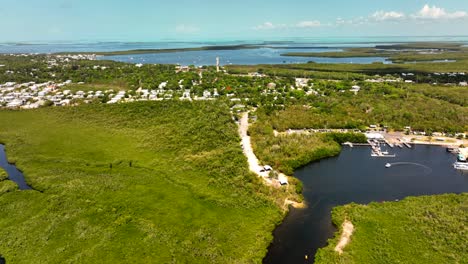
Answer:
238, 113, 272, 185
334, 220, 354, 254
284, 199, 307, 209
238, 113, 304, 209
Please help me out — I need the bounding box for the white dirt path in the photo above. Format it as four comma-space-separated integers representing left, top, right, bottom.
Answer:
238, 112, 273, 185
334, 220, 354, 254
237, 112, 304, 209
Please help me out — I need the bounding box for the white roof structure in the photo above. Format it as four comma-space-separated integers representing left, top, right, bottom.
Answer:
365, 132, 384, 140
278, 174, 289, 185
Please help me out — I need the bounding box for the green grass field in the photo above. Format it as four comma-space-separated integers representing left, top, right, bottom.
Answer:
0, 101, 284, 263
315, 194, 468, 264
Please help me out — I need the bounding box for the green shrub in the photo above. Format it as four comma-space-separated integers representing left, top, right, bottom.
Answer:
0, 101, 283, 263
295, 181, 303, 194
0, 168, 7, 181
316, 194, 468, 264
0, 180, 17, 194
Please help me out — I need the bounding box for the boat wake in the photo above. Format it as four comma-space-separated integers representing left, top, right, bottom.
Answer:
387, 162, 433, 174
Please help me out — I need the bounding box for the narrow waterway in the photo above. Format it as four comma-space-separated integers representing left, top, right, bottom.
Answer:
264, 145, 468, 263
0, 144, 32, 190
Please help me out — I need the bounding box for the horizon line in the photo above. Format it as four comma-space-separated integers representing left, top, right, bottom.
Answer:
2, 35, 468, 45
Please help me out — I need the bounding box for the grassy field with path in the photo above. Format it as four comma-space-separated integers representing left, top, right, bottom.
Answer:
0, 101, 284, 263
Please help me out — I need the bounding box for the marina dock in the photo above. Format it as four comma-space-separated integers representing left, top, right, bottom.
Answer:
403, 142, 412, 148
396, 138, 412, 148
384, 139, 394, 148
342, 142, 372, 148
368, 139, 397, 158
343, 132, 427, 158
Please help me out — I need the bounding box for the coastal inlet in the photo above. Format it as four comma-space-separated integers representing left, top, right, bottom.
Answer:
264, 145, 468, 263
0, 144, 32, 190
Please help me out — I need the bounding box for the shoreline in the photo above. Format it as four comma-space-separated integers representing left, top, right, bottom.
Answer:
53, 44, 262, 56
388, 132, 467, 148
266, 144, 467, 263
262, 133, 466, 261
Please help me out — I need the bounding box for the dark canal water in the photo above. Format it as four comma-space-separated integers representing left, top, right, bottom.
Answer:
0, 144, 32, 190
264, 145, 468, 264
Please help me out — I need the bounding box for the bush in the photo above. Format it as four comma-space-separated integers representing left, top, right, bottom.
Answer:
0, 180, 18, 194
0, 168, 7, 181
325, 133, 367, 144
295, 181, 303, 194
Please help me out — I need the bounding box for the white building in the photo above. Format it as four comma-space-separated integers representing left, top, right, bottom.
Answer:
365, 132, 384, 140
180, 90, 191, 101
295, 78, 309, 88
203, 90, 211, 98
350, 85, 361, 94
7, 99, 23, 108
158, 82, 167, 89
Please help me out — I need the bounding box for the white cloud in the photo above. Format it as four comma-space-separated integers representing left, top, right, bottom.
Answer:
255, 4, 467, 31
358, 5, 467, 25
253, 22, 274, 30
334, 16, 368, 27
296, 20, 321, 28
175, 24, 200, 34
371, 11, 405, 21
412, 4, 467, 19
254, 21, 322, 30
253, 22, 288, 30
335, 18, 350, 26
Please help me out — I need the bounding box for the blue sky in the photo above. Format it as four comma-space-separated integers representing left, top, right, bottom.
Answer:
1, 0, 468, 42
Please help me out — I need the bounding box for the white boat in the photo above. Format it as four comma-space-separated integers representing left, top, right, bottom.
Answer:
454, 162, 468, 171
385, 163, 391, 168
458, 154, 467, 162
371, 152, 396, 158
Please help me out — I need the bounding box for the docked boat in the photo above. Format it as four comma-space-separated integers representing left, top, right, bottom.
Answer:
453, 162, 468, 171
371, 152, 396, 158
385, 163, 391, 168
371, 144, 396, 158
446, 147, 459, 154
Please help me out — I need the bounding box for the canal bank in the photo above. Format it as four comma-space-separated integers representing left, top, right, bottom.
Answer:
263, 145, 468, 263
0, 144, 32, 264
0, 144, 32, 190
